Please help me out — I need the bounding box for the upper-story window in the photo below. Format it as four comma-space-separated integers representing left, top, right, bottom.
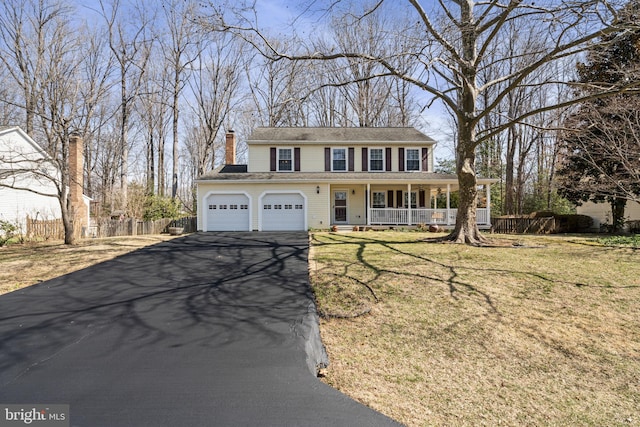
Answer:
369, 148, 384, 172
332, 148, 347, 171
406, 148, 420, 171
278, 148, 292, 172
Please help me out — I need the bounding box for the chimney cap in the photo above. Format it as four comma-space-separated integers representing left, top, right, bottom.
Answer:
228, 129, 235, 133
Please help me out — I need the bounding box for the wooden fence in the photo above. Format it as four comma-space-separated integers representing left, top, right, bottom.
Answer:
26, 217, 66, 240
26, 216, 197, 240
491, 216, 557, 234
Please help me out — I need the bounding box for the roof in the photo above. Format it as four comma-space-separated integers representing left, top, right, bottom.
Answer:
220, 164, 248, 173
198, 170, 497, 184
247, 127, 436, 145
0, 126, 51, 161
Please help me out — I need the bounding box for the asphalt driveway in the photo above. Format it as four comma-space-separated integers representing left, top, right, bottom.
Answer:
0, 232, 400, 426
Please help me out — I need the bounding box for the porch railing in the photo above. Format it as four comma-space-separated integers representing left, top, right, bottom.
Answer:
369, 208, 490, 226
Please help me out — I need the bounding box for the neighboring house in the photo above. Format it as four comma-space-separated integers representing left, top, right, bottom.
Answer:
196, 127, 496, 232
577, 201, 640, 231
0, 126, 89, 234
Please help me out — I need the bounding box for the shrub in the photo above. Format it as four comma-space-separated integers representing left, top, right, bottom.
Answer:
143, 195, 182, 221
0, 220, 17, 247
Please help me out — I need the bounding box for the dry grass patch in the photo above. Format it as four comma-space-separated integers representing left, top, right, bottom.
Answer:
310, 232, 640, 426
0, 235, 180, 295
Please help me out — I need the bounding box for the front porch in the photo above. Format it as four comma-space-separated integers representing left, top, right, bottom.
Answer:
369, 208, 490, 227
329, 182, 493, 228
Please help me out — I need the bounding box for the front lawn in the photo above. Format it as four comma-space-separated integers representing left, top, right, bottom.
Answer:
309, 232, 640, 426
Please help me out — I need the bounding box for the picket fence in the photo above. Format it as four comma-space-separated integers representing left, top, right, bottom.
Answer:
26, 216, 197, 240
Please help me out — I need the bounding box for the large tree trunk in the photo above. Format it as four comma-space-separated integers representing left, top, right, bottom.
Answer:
62, 199, 75, 245
444, 132, 489, 245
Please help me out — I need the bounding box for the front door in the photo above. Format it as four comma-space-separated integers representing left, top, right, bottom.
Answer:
334, 190, 347, 223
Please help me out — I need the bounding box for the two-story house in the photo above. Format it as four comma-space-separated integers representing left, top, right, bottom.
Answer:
196, 127, 495, 231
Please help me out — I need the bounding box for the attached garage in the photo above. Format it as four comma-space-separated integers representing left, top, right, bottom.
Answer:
205, 193, 251, 231
261, 192, 306, 231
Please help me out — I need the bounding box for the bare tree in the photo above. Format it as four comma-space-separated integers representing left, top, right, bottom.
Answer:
0, 0, 72, 135
210, 0, 640, 244
245, 40, 309, 127
185, 32, 246, 176
160, 0, 203, 200
99, 0, 153, 212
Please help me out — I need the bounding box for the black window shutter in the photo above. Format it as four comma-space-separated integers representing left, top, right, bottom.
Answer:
362, 148, 368, 172
396, 190, 403, 208
270, 147, 276, 171
419, 190, 426, 208
348, 147, 355, 171
385, 147, 392, 171
294, 147, 301, 171
324, 147, 331, 171
387, 190, 394, 207
398, 148, 405, 172
422, 148, 429, 171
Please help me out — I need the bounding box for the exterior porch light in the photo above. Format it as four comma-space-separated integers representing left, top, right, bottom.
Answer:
316, 185, 320, 194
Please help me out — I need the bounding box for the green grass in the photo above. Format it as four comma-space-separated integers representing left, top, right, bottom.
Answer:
595, 234, 640, 248
309, 232, 640, 426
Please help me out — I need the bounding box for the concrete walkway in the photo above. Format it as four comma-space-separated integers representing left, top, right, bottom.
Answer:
0, 233, 400, 426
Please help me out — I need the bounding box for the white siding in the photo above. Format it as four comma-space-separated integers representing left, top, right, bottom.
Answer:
0, 128, 61, 231
577, 200, 640, 229
247, 143, 435, 173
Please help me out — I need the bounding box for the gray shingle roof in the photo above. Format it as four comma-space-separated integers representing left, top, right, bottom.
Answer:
198, 170, 468, 183
247, 127, 436, 145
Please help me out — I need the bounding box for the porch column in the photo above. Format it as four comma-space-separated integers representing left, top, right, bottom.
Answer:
367, 183, 371, 226
446, 184, 452, 226
407, 183, 412, 226
486, 183, 491, 226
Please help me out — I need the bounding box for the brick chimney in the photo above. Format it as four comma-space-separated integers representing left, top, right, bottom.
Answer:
225, 130, 236, 165
69, 134, 87, 235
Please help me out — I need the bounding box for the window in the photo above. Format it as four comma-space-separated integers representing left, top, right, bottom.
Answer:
240, 205, 248, 210
373, 192, 386, 208
264, 204, 272, 209
220, 205, 227, 209
278, 148, 292, 171
404, 192, 417, 208
369, 148, 384, 171
406, 148, 420, 171
285, 204, 292, 210
230, 204, 238, 210
208, 205, 216, 210
332, 148, 347, 171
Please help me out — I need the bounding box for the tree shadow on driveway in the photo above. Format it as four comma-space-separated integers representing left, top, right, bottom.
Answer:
0, 232, 400, 426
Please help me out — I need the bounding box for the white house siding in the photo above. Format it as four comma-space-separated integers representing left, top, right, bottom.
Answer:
577, 200, 640, 230
247, 146, 271, 172
198, 182, 329, 231
248, 143, 435, 174
0, 127, 61, 232
0, 186, 60, 231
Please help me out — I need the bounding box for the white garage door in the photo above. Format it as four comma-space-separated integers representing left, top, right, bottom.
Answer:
206, 193, 250, 231
262, 193, 305, 231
